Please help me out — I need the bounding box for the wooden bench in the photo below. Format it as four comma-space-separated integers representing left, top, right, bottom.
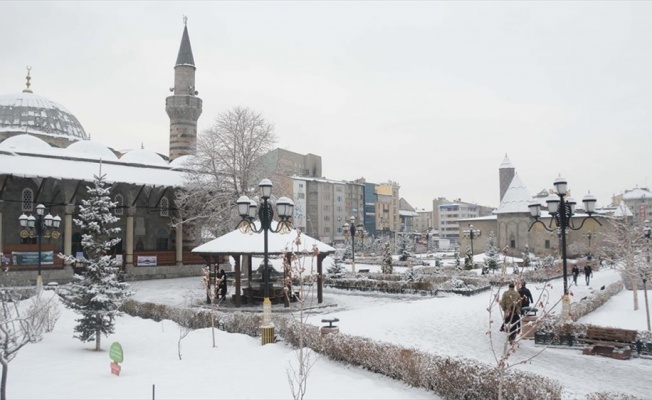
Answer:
358, 269, 370, 273
579, 326, 637, 360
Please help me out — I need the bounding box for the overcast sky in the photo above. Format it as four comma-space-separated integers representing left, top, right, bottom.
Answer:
2, 1, 651, 209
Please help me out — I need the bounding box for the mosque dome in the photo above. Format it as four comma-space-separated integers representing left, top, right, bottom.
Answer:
120, 149, 168, 167
0, 133, 58, 155
169, 154, 195, 170
65, 140, 119, 161
0, 90, 88, 142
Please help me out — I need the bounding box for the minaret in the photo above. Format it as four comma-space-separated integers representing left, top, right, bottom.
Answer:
166, 17, 202, 160
499, 154, 515, 203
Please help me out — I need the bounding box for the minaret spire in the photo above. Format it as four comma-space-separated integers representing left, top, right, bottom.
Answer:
166, 18, 203, 160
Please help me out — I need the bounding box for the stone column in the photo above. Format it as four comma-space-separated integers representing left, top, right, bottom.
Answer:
63, 204, 75, 273
0, 200, 3, 257
175, 222, 183, 266
125, 206, 135, 271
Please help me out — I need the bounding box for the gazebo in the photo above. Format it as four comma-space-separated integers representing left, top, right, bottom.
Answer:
192, 226, 335, 307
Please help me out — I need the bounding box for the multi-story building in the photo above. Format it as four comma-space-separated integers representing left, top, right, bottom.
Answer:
375, 181, 400, 236
399, 198, 417, 232
363, 181, 377, 237
257, 148, 322, 197
291, 177, 364, 244
414, 208, 432, 233
438, 200, 483, 243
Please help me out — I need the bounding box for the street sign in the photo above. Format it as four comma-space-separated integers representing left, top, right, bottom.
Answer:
109, 342, 123, 363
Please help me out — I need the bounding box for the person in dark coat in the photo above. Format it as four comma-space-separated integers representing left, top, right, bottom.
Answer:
584, 264, 593, 286
518, 280, 534, 314
571, 265, 580, 286
500, 282, 521, 343
219, 269, 227, 300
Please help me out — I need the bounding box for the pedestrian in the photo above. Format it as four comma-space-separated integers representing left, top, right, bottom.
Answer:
584, 264, 593, 286
572, 265, 580, 286
219, 269, 227, 301
500, 282, 522, 344
518, 280, 534, 315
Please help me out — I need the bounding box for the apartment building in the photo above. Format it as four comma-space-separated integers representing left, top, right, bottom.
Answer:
292, 177, 364, 244
375, 181, 400, 236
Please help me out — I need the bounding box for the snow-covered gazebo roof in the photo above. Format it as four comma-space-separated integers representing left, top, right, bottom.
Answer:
192, 223, 336, 256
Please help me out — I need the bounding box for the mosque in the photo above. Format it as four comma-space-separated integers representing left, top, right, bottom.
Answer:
0, 23, 205, 284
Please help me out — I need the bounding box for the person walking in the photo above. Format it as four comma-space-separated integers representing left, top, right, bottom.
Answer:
219, 269, 228, 301
500, 282, 522, 344
572, 265, 580, 286
518, 280, 534, 315
584, 264, 593, 286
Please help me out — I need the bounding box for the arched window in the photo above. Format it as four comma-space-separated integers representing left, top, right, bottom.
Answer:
22, 188, 33, 212
160, 197, 169, 217
114, 194, 124, 215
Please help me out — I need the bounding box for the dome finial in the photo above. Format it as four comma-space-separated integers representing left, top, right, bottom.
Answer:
23, 66, 33, 93
183, 15, 187, 26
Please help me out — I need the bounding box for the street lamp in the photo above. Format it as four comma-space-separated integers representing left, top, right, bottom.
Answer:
236, 179, 294, 345
18, 203, 62, 290
643, 220, 651, 331
584, 231, 593, 260
343, 216, 364, 273
462, 224, 481, 268
528, 177, 601, 322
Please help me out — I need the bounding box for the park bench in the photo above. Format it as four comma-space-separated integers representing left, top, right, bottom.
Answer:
358, 269, 370, 273
579, 325, 637, 360
321, 318, 339, 328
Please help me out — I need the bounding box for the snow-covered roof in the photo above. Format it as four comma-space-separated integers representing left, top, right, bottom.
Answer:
64, 139, 119, 161
622, 187, 652, 200
0, 92, 88, 140
399, 210, 418, 217
0, 150, 185, 187
496, 173, 533, 214
192, 223, 336, 255
0, 133, 57, 155
169, 154, 195, 170
499, 153, 514, 169
119, 149, 168, 167
614, 203, 634, 217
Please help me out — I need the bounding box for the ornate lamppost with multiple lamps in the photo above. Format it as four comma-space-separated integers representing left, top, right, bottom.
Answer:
236, 179, 294, 345
528, 177, 600, 322
643, 220, 651, 331
19, 203, 62, 290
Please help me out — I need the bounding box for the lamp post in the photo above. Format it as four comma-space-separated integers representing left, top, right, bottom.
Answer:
19, 203, 62, 291
462, 224, 481, 268
343, 216, 363, 274
236, 179, 294, 345
584, 231, 593, 261
528, 177, 600, 322
643, 220, 651, 331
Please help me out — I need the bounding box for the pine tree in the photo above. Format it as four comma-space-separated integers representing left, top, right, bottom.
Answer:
60, 172, 132, 351
381, 241, 393, 274
397, 233, 413, 262
326, 257, 345, 278
484, 231, 500, 273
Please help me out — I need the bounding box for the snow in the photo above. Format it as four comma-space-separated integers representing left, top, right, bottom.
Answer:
192, 224, 336, 255
65, 140, 119, 161
10, 265, 652, 399
495, 173, 533, 214
119, 149, 168, 167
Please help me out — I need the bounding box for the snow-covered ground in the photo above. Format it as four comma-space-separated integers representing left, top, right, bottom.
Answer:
11, 263, 652, 399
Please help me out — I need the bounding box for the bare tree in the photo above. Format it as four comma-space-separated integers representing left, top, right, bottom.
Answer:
283, 232, 320, 400
0, 284, 59, 400
174, 106, 278, 241
599, 218, 652, 327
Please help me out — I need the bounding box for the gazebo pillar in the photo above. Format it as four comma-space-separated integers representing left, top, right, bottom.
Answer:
317, 253, 326, 304
233, 253, 241, 307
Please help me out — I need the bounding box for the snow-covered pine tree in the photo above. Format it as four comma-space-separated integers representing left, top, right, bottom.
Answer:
397, 233, 413, 262
326, 256, 345, 278
381, 241, 393, 274
59, 171, 132, 351
484, 231, 500, 273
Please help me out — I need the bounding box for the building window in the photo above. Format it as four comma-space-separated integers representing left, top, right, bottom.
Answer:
299, 183, 304, 188
297, 193, 305, 199
160, 197, 169, 217
324, 215, 331, 221
545, 240, 550, 249
114, 194, 124, 215
510, 239, 515, 248
324, 227, 331, 233
323, 205, 330, 211
324, 193, 331, 200
21, 188, 33, 212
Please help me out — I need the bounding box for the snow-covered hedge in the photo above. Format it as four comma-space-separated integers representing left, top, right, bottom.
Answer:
275, 318, 563, 400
